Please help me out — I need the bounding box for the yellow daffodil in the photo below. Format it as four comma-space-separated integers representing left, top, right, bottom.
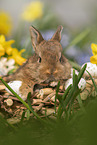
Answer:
0, 11, 12, 35
22, 1, 43, 22
6, 46, 13, 55
0, 35, 26, 66
91, 43, 97, 55
8, 48, 26, 65
0, 35, 15, 47
90, 43, 97, 64
0, 35, 5, 43
0, 44, 5, 57
0, 35, 14, 57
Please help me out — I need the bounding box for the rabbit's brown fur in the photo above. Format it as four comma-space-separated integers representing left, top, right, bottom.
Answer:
3, 25, 71, 99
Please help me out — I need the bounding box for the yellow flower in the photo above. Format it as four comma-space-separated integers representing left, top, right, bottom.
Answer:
91, 43, 97, 55
6, 46, 13, 55
0, 35, 5, 43
8, 48, 26, 65
0, 44, 5, 57
0, 35, 14, 57
0, 11, 12, 35
22, 1, 43, 22
90, 43, 97, 64
0, 35, 26, 66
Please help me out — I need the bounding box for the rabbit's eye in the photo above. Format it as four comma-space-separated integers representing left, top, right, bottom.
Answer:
59, 57, 62, 62
38, 57, 41, 63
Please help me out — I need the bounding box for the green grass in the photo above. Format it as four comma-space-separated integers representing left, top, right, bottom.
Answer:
56, 64, 87, 120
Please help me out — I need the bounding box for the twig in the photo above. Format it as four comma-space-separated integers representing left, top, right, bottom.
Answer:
34, 92, 55, 112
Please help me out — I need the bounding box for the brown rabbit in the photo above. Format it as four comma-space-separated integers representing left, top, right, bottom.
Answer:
3, 25, 71, 100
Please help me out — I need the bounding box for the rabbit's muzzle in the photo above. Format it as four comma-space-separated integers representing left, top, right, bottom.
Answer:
43, 68, 59, 83
45, 69, 58, 76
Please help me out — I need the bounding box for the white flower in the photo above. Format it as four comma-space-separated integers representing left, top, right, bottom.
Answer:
81, 62, 97, 78
0, 57, 15, 76
65, 78, 86, 90
6, 59, 15, 66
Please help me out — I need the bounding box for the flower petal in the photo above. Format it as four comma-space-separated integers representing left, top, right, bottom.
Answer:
11, 48, 18, 55
19, 49, 26, 55
0, 35, 5, 43
14, 55, 26, 65
4, 40, 15, 47
91, 43, 97, 55
6, 59, 15, 66
90, 55, 97, 64
0, 12, 12, 36
5, 46, 13, 55
22, 1, 43, 22
0, 44, 5, 57
8, 48, 26, 65
7, 65, 15, 71
1, 57, 7, 63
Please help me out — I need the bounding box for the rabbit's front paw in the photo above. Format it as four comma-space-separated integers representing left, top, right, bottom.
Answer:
5, 80, 33, 101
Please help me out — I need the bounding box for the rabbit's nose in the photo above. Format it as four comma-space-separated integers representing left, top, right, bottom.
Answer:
46, 69, 58, 75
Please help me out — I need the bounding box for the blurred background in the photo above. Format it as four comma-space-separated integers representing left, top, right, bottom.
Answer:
0, 0, 97, 65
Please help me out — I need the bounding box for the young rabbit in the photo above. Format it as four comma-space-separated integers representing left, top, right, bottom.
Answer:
3, 25, 71, 100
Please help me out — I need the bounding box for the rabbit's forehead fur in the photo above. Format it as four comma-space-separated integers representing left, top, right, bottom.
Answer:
37, 40, 62, 60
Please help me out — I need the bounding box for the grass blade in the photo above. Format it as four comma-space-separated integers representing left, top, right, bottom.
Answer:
77, 64, 87, 83
55, 81, 60, 114
27, 92, 42, 119
86, 70, 97, 92
21, 111, 26, 122
57, 84, 72, 119
62, 84, 72, 100
77, 94, 85, 111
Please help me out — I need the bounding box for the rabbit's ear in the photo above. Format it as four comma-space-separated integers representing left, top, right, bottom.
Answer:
29, 26, 44, 50
51, 25, 63, 42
